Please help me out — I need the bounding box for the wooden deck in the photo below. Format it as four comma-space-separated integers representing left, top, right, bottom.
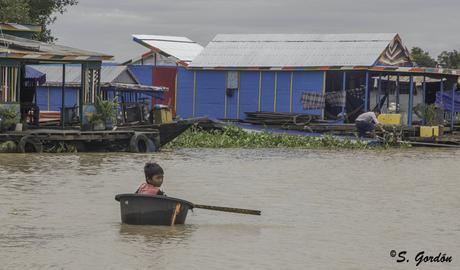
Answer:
0, 129, 158, 141
0, 129, 161, 153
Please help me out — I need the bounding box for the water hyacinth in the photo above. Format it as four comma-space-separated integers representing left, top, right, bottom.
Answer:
0, 141, 17, 153
166, 125, 374, 150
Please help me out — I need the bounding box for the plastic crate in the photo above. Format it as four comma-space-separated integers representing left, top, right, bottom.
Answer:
420, 126, 440, 138
377, 114, 402, 125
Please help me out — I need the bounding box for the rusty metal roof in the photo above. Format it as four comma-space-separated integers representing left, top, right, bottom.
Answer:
0, 33, 112, 62
0, 22, 42, 32
31, 65, 137, 86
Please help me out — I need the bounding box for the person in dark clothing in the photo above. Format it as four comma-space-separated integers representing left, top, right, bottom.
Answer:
135, 162, 165, 195
355, 111, 383, 137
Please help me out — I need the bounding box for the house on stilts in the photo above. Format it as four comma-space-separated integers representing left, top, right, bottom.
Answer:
124, 35, 204, 116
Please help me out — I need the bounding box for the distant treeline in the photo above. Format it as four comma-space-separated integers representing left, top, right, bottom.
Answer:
411, 47, 459, 69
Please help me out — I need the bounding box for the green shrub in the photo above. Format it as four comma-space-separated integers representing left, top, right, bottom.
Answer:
0, 107, 19, 131
0, 141, 17, 152
166, 125, 374, 150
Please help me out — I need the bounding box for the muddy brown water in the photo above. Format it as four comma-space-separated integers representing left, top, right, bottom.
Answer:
0, 148, 459, 269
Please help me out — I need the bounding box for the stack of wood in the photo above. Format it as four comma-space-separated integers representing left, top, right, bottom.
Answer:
244, 112, 319, 125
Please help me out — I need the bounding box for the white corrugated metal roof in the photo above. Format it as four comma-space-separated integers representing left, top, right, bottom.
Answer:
213, 33, 397, 42
190, 33, 398, 68
31, 65, 138, 85
132, 34, 203, 62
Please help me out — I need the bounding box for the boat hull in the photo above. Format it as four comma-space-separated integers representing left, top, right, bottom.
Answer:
115, 194, 193, 225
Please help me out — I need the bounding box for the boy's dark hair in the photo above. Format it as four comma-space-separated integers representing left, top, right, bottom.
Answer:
144, 162, 164, 181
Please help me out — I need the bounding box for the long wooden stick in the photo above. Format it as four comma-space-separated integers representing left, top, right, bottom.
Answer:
193, 204, 261, 215
399, 140, 460, 148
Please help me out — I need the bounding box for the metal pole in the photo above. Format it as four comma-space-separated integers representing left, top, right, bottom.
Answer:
341, 71, 346, 117
440, 79, 444, 107
387, 75, 390, 110
61, 64, 66, 129
451, 82, 457, 130
396, 74, 400, 113
377, 74, 382, 111
422, 76, 426, 125
439, 78, 444, 125
80, 64, 85, 127
364, 71, 369, 112
408, 75, 414, 127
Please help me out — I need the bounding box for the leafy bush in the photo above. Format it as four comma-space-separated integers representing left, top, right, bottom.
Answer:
166, 125, 373, 150
413, 103, 437, 125
0, 141, 17, 152
89, 95, 118, 124
44, 142, 77, 153
0, 107, 19, 131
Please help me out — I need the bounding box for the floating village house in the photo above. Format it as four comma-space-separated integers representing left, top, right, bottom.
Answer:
174, 33, 459, 128
124, 35, 204, 115
31, 65, 165, 123
0, 22, 113, 127
0, 23, 172, 153
0, 23, 166, 128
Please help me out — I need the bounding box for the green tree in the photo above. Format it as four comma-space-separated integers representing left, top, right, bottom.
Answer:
0, 0, 31, 23
410, 47, 437, 67
437, 50, 460, 69
0, 0, 78, 42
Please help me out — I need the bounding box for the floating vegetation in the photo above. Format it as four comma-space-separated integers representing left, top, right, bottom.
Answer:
44, 142, 77, 153
0, 141, 17, 152
166, 125, 376, 150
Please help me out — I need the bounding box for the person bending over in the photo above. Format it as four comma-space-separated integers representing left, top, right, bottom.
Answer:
355, 111, 384, 138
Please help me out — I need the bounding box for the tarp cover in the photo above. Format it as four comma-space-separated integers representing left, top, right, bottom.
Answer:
436, 91, 460, 112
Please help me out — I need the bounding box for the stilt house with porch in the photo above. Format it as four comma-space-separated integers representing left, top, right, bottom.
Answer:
176, 33, 459, 128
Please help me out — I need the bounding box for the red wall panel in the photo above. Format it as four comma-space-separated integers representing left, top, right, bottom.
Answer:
152, 67, 177, 115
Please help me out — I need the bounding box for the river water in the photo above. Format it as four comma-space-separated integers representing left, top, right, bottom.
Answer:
0, 148, 459, 269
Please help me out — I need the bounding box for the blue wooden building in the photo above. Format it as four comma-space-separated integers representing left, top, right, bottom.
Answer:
32, 65, 165, 112
175, 33, 419, 121
174, 33, 460, 126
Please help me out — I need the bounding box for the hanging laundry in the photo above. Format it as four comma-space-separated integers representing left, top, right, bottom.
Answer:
346, 88, 365, 100
325, 91, 347, 107
436, 91, 460, 112
301, 92, 325, 110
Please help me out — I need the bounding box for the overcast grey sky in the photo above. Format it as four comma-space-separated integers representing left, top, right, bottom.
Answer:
50, 0, 460, 62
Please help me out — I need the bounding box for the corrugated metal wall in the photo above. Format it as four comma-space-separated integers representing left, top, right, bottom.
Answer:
260, 72, 276, 112
152, 67, 177, 114
239, 72, 259, 118
175, 69, 325, 119
196, 71, 226, 118
292, 72, 324, 115
128, 65, 153, 85
275, 72, 291, 112
176, 67, 195, 118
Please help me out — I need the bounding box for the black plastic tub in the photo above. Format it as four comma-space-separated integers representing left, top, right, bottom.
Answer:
115, 194, 194, 225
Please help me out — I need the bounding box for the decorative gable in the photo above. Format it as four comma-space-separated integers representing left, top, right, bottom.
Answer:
374, 35, 413, 67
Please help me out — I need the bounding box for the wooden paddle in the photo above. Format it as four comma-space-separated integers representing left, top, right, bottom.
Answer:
170, 202, 182, 225
192, 204, 261, 215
